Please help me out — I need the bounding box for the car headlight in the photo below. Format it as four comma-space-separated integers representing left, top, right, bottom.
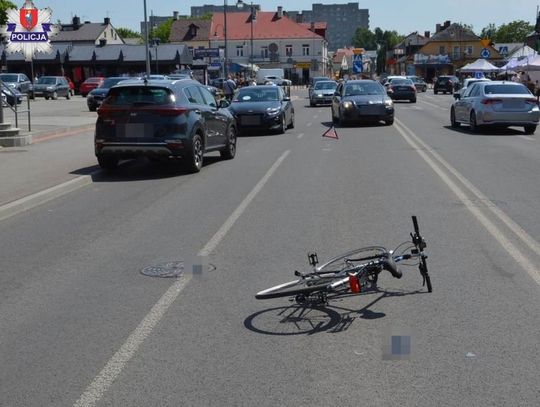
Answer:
266, 107, 280, 115
7, 83, 16, 88
87, 94, 94, 99
46, 86, 54, 90
342, 101, 353, 109
384, 99, 394, 107
317, 93, 323, 97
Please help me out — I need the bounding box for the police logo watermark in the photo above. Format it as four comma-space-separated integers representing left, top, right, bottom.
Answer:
0, 0, 59, 61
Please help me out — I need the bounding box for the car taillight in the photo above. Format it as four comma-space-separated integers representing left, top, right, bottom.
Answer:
151, 107, 188, 116
525, 98, 538, 105
165, 140, 184, 150
481, 99, 502, 105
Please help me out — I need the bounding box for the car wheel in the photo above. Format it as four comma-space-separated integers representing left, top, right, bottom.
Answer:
434, 90, 438, 95
52, 91, 58, 100
66, 92, 71, 100
338, 111, 346, 127
331, 108, 338, 124
29, 92, 35, 100
385, 117, 394, 126
450, 107, 460, 127
97, 155, 119, 171
524, 125, 537, 135
410, 98, 416, 103
287, 111, 295, 129
310, 101, 315, 107
469, 111, 479, 133
186, 134, 203, 173
89, 105, 97, 112
220, 126, 237, 160
278, 114, 286, 134
44, 96, 49, 100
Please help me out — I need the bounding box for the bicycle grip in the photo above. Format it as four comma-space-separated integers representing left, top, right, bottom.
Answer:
384, 257, 402, 279
412, 215, 419, 235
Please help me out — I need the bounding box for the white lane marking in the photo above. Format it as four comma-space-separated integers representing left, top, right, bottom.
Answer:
297, 133, 304, 139
313, 115, 318, 119
0, 173, 95, 222
395, 118, 540, 286
73, 150, 291, 407
418, 99, 447, 111
518, 135, 535, 141
307, 122, 312, 127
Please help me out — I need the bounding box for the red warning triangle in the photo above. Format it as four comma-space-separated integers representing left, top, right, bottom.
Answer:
322, 126, 339, 139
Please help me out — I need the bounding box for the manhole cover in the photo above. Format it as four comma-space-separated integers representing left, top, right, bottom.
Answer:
141, 261, 185, 278
141, 260, 217, 278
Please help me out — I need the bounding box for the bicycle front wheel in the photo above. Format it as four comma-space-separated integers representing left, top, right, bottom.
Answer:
255, 277, 335, 300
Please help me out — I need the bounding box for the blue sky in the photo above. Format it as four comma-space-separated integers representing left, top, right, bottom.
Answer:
34, 0, 537, 35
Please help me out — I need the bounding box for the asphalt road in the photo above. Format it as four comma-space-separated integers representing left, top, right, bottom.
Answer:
1, 89, 539, 407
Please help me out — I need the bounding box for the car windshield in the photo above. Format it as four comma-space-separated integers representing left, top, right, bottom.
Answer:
484, 84, 530, 95
235, 88, 280, 102
344, 83, 384, 95
0, 74, 19, 82
37, 77, 57, 84
101, 78, 128, 88
104, 86, 173, 106
314, 82, 337, 90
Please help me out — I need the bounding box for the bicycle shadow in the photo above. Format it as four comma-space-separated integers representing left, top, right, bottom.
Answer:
244, 287, 428, 336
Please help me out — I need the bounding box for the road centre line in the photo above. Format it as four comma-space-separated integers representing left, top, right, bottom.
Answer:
394, 118, 540, 286
73, 149, 291, 407
307, 122, 312, 127
297, 133, 304, 139
418, 99, 447, 111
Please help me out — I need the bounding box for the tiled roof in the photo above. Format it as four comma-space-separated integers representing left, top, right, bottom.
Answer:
169, 19, 212, 42
2, 43, 72, 61
66, 45, 96, 62
212, 11, 324, 40
65, 44, 193, 64
299, 22, 327, 30
52, 23, 108, 42
430, 23, 479, 42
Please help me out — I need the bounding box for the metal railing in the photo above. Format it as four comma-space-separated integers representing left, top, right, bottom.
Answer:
0, 81, 31, 131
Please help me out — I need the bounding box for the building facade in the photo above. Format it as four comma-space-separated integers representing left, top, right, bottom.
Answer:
191, 4, 261, 17
288, 2, 369, 51
52, 16, 124, 46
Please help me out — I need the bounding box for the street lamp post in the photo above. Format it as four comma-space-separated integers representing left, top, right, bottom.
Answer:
236, 1, 255, 79
152, 38, 160, 74
143, 0, 151, 76
223, 0, 228, 79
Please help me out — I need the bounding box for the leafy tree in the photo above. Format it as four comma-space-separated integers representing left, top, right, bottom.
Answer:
352, 27, 376, 50
117, 27, 142, 39
0, 0, 16, 26
480, 23, 497, 40
493, 20, 534, 43
150, 18, 173, 43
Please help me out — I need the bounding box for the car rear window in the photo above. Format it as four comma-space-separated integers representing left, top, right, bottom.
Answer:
104, 86, 174, 106
484, 84, 530, 95
86, 78, 103, 83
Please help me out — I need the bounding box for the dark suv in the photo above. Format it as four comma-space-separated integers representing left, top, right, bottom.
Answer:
434, 75, 459, 94
94, 79, 237, 172
0, 73, 33, 98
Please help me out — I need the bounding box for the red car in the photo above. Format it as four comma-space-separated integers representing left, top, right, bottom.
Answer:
79, 77, 104, 97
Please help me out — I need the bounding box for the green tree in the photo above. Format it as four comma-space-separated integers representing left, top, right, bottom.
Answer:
352, 27, 376, 50
480, 23, 497, 40
150, 18, 173, 43
116, 27, 142, 39
0, 0, 16, 26
493, 20, 534, 43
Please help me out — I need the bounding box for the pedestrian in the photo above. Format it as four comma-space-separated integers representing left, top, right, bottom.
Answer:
223, 75, 236, 101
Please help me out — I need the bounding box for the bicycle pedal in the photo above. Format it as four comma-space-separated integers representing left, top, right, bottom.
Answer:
294, 270, 302, 277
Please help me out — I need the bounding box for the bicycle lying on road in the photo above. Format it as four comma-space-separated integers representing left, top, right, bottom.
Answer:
255, 216, 432, 305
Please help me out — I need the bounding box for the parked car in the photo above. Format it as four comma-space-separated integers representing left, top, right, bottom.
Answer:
94, 79, 237, 172
453, 77, 491, 97
228, 85, 294, 134
87, 77, 131, 111
79, 77, 104, 97
33, 76, 71, 100
387, 78, 417, 103
1, 87, 23, 106
308, 76, 329, 98
0, 73, 33, 98
331, 79, 394, 126
407, 76, 427, 92
434, 75, 459, 94
450, 81, 539, 134
309, 80, 338, 106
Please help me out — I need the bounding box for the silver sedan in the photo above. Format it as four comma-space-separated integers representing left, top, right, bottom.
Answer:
450, 81, 539, 134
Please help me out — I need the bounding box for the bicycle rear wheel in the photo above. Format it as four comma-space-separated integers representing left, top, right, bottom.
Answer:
255, 277, 336, 300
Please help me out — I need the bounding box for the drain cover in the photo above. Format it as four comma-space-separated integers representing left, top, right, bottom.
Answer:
141, 261, 185, 278
141, 260, 217, 278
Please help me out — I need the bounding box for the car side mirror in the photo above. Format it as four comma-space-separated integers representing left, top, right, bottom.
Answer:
283, 96, 291, 101
453, 93, 461, 100
333, 91, 340, 97
219, 99, 230, 108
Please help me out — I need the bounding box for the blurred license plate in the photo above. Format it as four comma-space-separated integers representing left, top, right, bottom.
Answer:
241, 115, 260, 125
117, 123, 148, 137
398, 87, 409, 91
503, 100, 522, 108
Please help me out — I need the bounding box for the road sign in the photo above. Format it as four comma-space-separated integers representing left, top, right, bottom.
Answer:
474, 71, 484, 79
480, 48, 490, 59
480, 39, 491, 48
352, 54, 362, 73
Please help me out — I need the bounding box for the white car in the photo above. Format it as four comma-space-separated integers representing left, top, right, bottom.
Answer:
450, 81, 539, 134
454, 77, 491, 97
263, 75, 292, 86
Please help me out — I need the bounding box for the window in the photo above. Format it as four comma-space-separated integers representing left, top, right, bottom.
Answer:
303, 44, 310, 56
453, 46, 460, 60
184, 86, 205, 104
466, 46, 473, 56
285, 45, 292, 57
236, 46, 244, 57
197, 86, 217, 107
261, 46, 268, 58
439, 46, 445, 54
